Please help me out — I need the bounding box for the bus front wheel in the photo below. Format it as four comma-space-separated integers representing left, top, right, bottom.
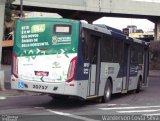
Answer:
102, 79, 112, 103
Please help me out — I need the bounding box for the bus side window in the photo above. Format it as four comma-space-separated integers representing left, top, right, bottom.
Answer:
138, 44, 143, 64
131, 44, 138, 64
81, 30, 89, 61
101, 35, 113, 62
113, 38, 123, 63
90, 36, 98, 64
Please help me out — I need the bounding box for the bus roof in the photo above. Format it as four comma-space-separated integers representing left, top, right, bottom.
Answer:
17, 17, 79, 23
82, 22, 149, 46
16, 17, 148, 46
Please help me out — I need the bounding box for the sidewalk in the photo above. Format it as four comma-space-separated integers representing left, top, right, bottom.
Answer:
0, 89, 25, 97
0, 88, 42, 99
149, 70, 160, 77
0, 65, 40, 98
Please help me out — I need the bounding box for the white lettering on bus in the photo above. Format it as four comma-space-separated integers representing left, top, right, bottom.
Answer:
21, 42, 49, 48
21, 26, 29, 30
28, 34, 39, 38
22, 39, 34, 43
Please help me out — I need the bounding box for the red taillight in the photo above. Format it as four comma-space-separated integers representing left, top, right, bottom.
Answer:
12, 53, 18, 78
66, 56, 77, 83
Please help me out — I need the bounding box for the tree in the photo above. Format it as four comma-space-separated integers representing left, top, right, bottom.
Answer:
4, 0, 16, 40
5, 0, 15, 22
150, 41, 160, 70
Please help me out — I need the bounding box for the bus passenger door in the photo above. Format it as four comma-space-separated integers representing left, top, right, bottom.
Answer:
122, 43, 130, 92
143, 47, 149, 86
88, 35, 101, 96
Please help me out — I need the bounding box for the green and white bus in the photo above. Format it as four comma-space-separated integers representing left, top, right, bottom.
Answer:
11, 18, 149, 102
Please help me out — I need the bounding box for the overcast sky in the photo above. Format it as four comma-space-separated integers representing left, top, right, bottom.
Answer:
93, 17, 154, 32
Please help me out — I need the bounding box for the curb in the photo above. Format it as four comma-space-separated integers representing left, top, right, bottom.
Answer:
149, 70, 160, 77
0, 90, 43, 98
1, 82, 43, 98
149, 74, 160, 77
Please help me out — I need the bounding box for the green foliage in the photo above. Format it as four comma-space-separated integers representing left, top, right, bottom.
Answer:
5, 0, 15, 22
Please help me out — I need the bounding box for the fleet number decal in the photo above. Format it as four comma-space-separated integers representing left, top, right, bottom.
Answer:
33, 84, 48, 90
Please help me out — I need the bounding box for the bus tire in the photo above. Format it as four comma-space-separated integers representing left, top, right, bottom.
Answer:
102, 79, 112, 103
136, 77, 142, 93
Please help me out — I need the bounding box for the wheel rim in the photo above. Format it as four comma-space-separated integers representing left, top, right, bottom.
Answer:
106, 83, 111, 99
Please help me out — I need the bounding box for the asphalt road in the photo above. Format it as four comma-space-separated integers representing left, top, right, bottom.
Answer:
0, 76, 160, 121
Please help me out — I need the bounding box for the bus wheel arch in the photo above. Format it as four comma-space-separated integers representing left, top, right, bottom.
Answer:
102, 77, 113, 103
136, 75, 142, 93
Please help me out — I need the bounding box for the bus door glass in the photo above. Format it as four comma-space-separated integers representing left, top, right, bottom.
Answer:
129, 44, 139, 90
88, 35, 101, 96
143, 46, 149, 86
123, 43, 130, 91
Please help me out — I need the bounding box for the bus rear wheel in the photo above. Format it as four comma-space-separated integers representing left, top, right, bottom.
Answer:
102, 79, 112, 103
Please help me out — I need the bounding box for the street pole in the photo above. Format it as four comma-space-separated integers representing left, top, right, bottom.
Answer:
20, 0, 23, 19
0, 0, 6, 91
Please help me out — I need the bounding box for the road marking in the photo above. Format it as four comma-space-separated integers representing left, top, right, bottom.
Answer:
46, 109, 71, 116
143, 113, 160, 116
0, 97, 6, 100
118, 109, 160, 113
133, 0, 160, 3
99, 105, 160, 110
105, 104, 117, 106
34, 107, 45, 109
46, 109, 100, 121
